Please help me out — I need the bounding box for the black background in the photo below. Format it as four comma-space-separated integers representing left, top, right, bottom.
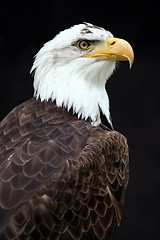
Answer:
0, 2, 159, 239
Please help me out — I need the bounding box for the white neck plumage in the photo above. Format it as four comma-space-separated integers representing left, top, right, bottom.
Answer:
31, 49, 115, 127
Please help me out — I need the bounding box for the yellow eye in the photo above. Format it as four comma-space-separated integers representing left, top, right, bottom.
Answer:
77, 40, 91, 50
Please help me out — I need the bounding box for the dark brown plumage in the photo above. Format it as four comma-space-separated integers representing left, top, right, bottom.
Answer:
0, 98, 129, 240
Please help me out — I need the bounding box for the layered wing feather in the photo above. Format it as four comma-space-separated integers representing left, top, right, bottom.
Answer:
0, 98, 129, 240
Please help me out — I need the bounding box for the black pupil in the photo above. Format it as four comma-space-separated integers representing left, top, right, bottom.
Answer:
80, 41, 89, 48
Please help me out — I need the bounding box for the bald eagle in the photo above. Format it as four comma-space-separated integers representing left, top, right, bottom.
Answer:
0, 22, 134, 240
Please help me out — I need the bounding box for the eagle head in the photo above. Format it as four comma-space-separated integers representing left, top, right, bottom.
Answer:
31, 22, 134, 126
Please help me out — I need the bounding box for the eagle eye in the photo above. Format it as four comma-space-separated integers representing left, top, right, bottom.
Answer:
77, 40, 91, 50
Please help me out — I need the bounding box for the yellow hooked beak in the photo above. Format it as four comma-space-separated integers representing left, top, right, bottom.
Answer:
83, 37, 134, 68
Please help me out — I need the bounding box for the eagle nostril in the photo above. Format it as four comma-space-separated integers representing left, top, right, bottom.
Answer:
110, 41, 116, 46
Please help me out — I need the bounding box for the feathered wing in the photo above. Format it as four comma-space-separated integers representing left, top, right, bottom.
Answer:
71, 127, 129, 240
0, 98, 129, 240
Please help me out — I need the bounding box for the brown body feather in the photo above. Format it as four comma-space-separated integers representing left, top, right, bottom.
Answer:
0, 98, 129, 240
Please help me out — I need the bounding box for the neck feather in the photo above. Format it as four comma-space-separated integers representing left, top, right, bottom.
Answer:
32, 58, 115, 126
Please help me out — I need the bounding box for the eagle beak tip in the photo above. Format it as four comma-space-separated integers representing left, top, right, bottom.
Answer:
129, 57, 134, 69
